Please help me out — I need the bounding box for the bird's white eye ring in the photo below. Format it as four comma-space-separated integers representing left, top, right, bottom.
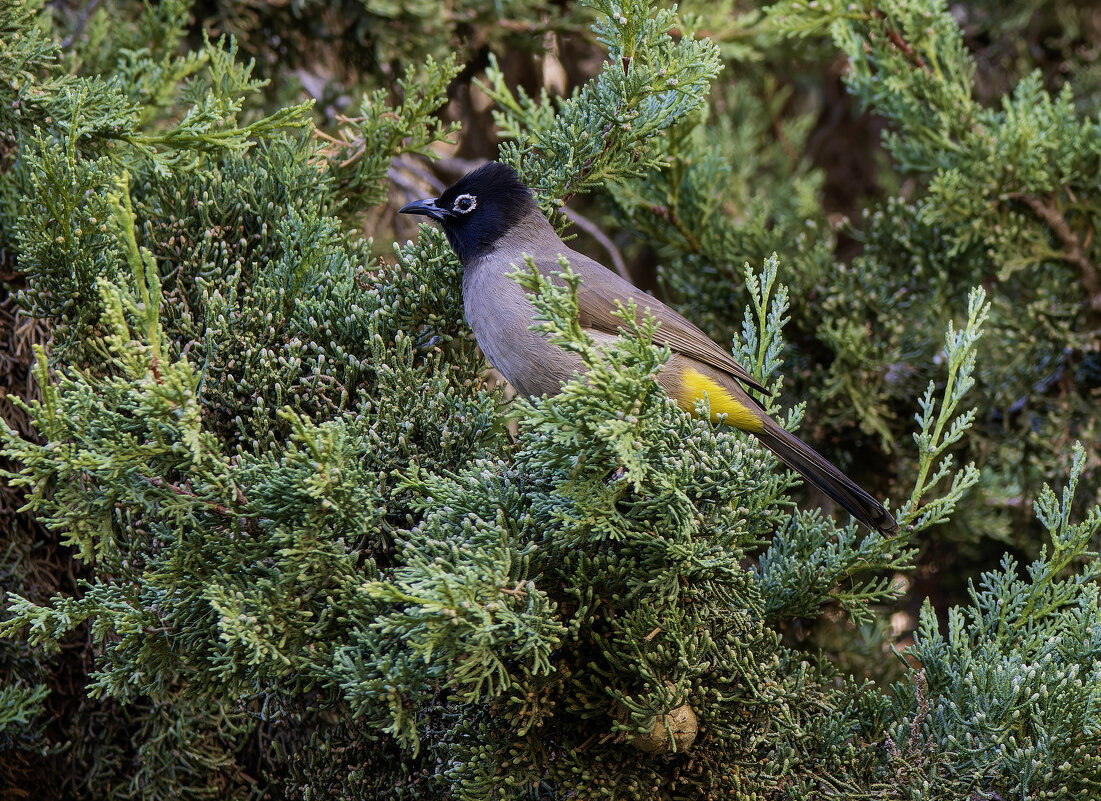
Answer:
453, 194, 477, 214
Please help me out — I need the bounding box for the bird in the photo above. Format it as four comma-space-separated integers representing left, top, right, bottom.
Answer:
399, 162, 899, 537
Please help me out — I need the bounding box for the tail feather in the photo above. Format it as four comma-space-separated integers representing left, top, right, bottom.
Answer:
754, 422, 899, 537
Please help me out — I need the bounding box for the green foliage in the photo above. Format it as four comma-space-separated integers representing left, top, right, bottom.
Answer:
197, 0, 573, 106
0, 679, 48, 736
350, 256, 877, 799
2, 0, 1100, 799
752, 0, 1101, 548
1, 3, 503, 794
892, 443, 1101, 798
899, 287, 987, 533
320, 55, 463, 209
0, 530, 55, 775
482, 0, 723, 204
597, 77, 836, 397
756, 263, 995, 627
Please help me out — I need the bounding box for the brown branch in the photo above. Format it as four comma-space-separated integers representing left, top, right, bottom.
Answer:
885, 28, 926, 70
388, 161, 437, 204
146, 476, 233, 516
394, 156, 447, 194
560, 206, 631, 281
872, 10, 928, 71
499, 580, 528, 598
434, 156, 490, 183
1010, 191, 1101, 312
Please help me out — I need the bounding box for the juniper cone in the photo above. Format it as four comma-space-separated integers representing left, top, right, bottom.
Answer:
400, 162, 899, 537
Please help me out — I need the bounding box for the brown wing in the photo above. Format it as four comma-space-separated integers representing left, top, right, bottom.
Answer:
528, 251, 768, 394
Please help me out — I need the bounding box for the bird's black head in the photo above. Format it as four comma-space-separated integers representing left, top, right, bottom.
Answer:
399, 162, 539, 264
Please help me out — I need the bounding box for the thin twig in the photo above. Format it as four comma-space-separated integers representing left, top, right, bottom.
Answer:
387, 165, 428, 204
146, 476, 234, 516
499, 580, 528, 598
433, 156, 489, 183
60, 0, 103, 50
395, 155, 447, 194
561, 205, 632, 281
871, 10, 928, 71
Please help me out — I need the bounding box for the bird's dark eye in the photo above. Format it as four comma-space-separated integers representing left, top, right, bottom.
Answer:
453, 194, 477, 214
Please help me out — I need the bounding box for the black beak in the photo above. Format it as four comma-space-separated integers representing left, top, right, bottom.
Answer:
398, 197, 447, 222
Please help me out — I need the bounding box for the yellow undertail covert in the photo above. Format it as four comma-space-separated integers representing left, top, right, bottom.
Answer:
674, 368, 764, 432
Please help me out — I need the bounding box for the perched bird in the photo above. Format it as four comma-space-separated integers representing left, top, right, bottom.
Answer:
400, 162, 898, 536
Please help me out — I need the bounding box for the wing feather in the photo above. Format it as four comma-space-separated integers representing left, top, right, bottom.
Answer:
529, 252, 768, 394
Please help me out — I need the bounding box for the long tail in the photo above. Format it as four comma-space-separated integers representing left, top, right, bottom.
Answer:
754, 421, 899, 537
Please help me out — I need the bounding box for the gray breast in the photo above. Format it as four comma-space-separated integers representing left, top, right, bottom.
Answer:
462, 255, 583, 399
